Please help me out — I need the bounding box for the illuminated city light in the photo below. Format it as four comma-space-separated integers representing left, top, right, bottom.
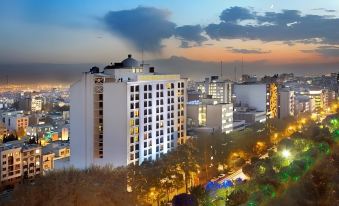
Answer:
282, 149, 291, 158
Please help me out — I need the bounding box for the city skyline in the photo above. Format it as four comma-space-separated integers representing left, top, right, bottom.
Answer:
1, 1, 339, 84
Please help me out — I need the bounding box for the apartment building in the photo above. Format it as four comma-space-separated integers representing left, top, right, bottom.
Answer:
70, 55, 187, 168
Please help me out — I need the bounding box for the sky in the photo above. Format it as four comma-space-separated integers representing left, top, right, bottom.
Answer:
1, 0, 339, 83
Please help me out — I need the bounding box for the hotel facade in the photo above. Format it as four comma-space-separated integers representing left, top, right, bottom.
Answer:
70, 55, 187, 168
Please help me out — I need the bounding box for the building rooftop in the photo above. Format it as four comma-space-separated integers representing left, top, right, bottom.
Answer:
0, 140, 39, 152
42, 140, 69, 155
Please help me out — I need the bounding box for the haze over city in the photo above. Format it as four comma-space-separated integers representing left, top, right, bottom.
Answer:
1, 0, 339, 83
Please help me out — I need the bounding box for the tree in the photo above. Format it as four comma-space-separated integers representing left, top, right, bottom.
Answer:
172, 193, 198, 206
16, 127, 26, 138
170, 143, 199, 192
226, 190, 249, 206
6, 166, 137, 206
189, 185, 211, 206
3, 133, 18, 143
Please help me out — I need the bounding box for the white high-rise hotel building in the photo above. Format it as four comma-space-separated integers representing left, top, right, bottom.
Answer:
70, 55, 187, 168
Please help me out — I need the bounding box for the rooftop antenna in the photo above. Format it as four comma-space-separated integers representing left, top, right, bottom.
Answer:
234, 65, 237, 82
142, 48, 144, 67
140, 48, 149, 68
241, 57, 244, 76
220, 61, 223, 77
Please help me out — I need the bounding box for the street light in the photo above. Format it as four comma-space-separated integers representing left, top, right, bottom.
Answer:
282, 149, 291, 158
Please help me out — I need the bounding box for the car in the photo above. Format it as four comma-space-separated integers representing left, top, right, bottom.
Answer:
218, 173, 226, 178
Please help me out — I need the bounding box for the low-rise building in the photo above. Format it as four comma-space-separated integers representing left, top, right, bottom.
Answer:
21, 144, 42, 179
0, 141, 42, 187
1, 111, 29, 133
279, 89, 295, 118
42, 152, 55, 174
0, 122, 8, 141
233, 107, 266, 125
187, 102, 234, 134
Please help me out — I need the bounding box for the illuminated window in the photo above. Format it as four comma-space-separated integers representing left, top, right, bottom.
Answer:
130, 119, 135, 127
134, 127, 139, 134
166, 83, 171, 89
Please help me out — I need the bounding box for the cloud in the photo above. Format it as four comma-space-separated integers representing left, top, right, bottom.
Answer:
300, 50, 314, 53
220, 6, 255, 23
315, 45, 339, 57
300, 46, 339, 57
103, 7, 176, 52
179, 41, 193, 48
205, 8, 339, 44
312, 8, 337, 13
227, 47, 271, 54
103, 7, 208, 52
102, 6, 339, 53
175, 25, 207, 47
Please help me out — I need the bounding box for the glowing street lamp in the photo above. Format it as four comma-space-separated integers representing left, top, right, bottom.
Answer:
282, 149, 291, 158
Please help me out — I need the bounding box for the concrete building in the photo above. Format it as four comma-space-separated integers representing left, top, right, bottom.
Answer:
241, 74, 257, 83
196, 76, 232, 104
61, 126, 69, 141
0, 141, 42, 186
70, 55, 187, 168
42, 141, 70, 160
0, 122, 8, 140
234, 83, 278, 119
0, 144, 22, 185
233, 108, 267, 125
279, 89, 295, 118
187, 103, 234, 134
299, 89, 325, 111
41, 141, 70, 173
31, 96, 43, 112
42, 152, 55, 174
21, 144, 42, 179
1, 111, 29, 133
294, 95, 315, 115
